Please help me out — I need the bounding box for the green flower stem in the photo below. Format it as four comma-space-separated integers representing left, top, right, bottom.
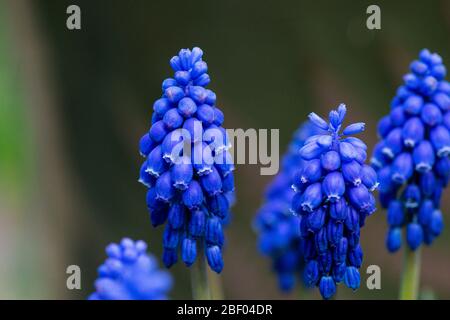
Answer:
191, 255, 211, 300
400, 247, 421, 300
207, 267, 224, 300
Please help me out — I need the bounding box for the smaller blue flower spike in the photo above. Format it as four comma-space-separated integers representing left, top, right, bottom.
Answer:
292, 104, 378, 299
88, 238, 172, 300
372, 49, 449, 253
254, 121, 323, 292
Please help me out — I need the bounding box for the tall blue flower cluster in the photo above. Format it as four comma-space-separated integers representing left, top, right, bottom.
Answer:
89, 238, 172, 300
138, 48, 235, 273
254, 122, 323, 292
372, 49, 449, 253
291, 104, 378, 299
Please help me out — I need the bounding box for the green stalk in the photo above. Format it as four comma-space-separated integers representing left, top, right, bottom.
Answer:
206, 267, 224, 300
191, 256, 211, 300
399, 247, 421, 300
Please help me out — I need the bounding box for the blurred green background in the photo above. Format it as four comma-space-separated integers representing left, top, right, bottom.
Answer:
0, 0, 449, 299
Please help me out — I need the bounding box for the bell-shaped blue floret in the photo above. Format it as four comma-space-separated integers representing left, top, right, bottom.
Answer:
386, 228, 402, 253
301, 183, 323, 212
406, 223, 424, 251
344, 266, 361, 291
206, 245, 224, 273
181, 238, 197, 266
322, 172, 346, 201
319, 276, 336, 300
321, 151, 341, 171
391, 152, 413, 184
387, 200, 404, 227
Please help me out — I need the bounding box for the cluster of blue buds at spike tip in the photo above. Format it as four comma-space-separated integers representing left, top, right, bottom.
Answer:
372, 49, 449, 253
291, 104, 378, 299
254, 121, 324, 292
138, 47, 235, 273
88, 238, 172, 300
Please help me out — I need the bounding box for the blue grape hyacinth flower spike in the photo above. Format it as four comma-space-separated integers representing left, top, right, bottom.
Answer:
88, 238, 172, 300
138, 47, 235, 273
292, 104, 378, 299
371, 49, 449, 253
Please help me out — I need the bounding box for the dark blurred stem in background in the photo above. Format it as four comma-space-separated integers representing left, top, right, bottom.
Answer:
400, 248, 421, 300
5, 0, 81, 298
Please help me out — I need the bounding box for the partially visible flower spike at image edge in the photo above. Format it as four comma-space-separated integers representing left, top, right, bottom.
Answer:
371, 49, 450, 299
138, 47, 235, 299
253, 121, 324, 293
88, 238, 172, 300
291, 104, 378, 299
